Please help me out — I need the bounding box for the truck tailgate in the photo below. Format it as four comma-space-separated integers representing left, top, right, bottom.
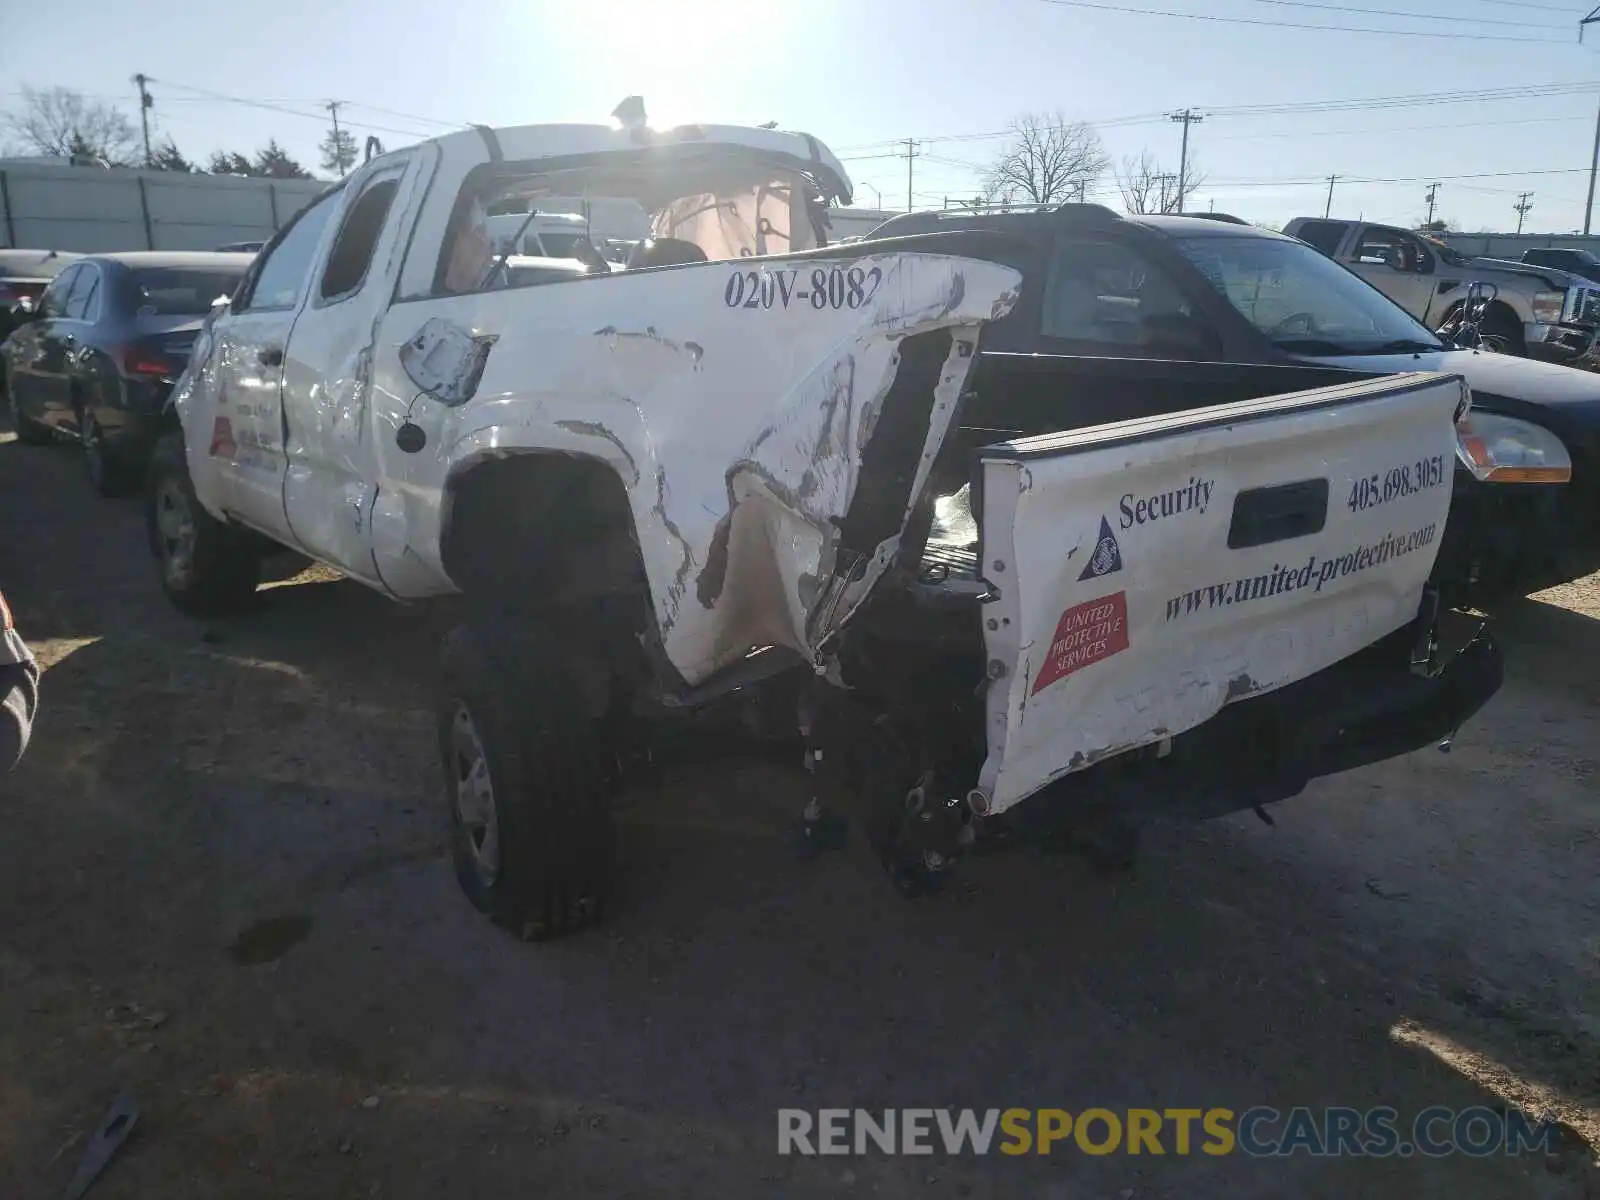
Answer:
973, 371, 1468, 815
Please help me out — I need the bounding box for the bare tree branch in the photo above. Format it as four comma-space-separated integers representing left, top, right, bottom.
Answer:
2, 86, 141, 165
982, 111, 1109, 208
1116, 150, 1207, 215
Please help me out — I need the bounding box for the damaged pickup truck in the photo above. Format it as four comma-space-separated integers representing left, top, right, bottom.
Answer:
148, 113, 1502, 941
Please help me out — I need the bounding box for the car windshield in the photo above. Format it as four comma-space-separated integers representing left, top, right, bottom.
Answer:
1175, 235, 1445, 354
127, 266, 248, 315
537, 232, 585, 258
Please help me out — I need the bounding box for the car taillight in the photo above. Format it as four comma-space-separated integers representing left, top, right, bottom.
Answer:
124, 349, 176, 376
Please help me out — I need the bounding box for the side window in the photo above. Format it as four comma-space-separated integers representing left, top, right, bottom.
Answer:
1041, 239, 1216, 359
239, 190, 341, 312
1353, 227, 1423, 272
1290, 220, 1348, 257
319, 177, 401, 302
64, 267, 100, 321
38, 265, 81, 319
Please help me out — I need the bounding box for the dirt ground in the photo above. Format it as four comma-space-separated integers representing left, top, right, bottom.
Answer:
1, 424, 1597, 1200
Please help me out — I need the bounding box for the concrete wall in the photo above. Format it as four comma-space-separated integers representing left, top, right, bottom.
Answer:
0, 163, 327, 252
1436, 231, 1600, 259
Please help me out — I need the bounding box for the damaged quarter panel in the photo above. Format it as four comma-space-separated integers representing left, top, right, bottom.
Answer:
975, 372, 1465, 815
369, 253, 1020, 685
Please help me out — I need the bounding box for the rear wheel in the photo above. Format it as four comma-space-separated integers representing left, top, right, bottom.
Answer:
6, 377, 51, 445
146, 432, 261, 616
438, 620, 615, 941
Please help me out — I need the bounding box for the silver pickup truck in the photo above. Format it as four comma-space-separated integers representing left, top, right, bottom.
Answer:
1284, 217, 1600, 368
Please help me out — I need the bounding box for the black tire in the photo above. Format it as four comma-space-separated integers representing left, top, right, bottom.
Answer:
81, 408, 137, 497
146, 431, 261, 616
438, 620, 615, 942
6, 376, 51, 445
1477, 308, 1526, 357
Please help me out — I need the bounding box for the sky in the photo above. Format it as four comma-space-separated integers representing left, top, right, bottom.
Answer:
5, 0, 1600, 233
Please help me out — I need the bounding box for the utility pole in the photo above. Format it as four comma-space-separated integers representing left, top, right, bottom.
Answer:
1157, 173, 1179, 214
132, 73, 153, 166
1582, 7, 1600, 233
1424, 182, 1440, 228
1167, 108, 1205, 214
1324, 174, 1339, 219
326, 100, 347, 176
901, 139, 919, 213
1515, 191, 1535, 235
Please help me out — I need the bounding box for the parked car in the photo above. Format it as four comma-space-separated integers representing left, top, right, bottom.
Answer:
147, 116, 1498, 940
865, 207, 1584, 603
0, 249, 81, 347
2, 251, 253, 494
1283, 217, 1600, 368
1510, 246, 1600, 284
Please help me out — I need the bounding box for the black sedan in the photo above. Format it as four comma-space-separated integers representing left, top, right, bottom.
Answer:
863, 208, 1592, 604
0, 249, 81, 345
2, 252, 252, 495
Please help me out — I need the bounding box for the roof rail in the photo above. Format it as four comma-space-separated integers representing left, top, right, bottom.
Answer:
1184, 212, 1250, 225
1051, 202, 1121, 219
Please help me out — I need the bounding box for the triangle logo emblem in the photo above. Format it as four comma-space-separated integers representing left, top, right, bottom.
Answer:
1078, 516, 1124, 582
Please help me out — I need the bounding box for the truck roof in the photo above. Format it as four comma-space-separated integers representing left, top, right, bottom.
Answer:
392, 121, 854, 206
867, 206, 1290, 242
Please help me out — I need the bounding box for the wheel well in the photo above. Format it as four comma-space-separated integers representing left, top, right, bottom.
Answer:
440, 453, 645, 609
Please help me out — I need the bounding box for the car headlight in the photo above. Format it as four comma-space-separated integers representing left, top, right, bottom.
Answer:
1532, 290, 1566, 325
1456, 412, 1571, 483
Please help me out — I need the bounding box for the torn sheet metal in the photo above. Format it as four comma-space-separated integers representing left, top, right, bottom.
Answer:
974, 372, 1466, 815
372, 252, 1019, 685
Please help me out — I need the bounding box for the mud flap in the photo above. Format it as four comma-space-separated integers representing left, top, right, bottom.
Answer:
971, 372, 1469, 817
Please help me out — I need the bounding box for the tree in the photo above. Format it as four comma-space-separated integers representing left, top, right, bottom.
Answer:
253, 139, 312, 179
981, 111, 1109, 208
3, 85, 140, 165
1116, 150, 1206, 215
320, 127, 358, 177
208, 150, 256, 176
149, 138, 195, 173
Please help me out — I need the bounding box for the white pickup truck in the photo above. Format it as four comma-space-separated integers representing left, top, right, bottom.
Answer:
149, 114, 1502, 940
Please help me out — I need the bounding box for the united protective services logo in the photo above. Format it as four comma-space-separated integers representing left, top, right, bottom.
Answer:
1078, 516, 1123, 582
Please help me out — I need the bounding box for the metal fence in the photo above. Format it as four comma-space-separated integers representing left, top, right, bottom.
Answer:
1436, 231, 1600, 259
0, 163, 328, 252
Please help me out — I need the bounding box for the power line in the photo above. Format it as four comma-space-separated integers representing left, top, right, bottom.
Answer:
143, 78, 441, 141
1243, 0, 1570, 29
1462, 0, 1598, 10
829, 81, 1600, 155
1034, 0, 1575, 43
1206, 113, 1593, 141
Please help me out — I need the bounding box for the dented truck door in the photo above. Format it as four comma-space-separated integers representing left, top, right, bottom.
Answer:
973, 371, 1467, 816
278, 151, 427, 583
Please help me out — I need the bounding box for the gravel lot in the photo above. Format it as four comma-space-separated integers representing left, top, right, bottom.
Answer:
1, 424, 1597, 1199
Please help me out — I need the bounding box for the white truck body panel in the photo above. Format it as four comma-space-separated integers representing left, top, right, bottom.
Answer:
369, 253, 1018, 684
974, 372, 1467, 815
